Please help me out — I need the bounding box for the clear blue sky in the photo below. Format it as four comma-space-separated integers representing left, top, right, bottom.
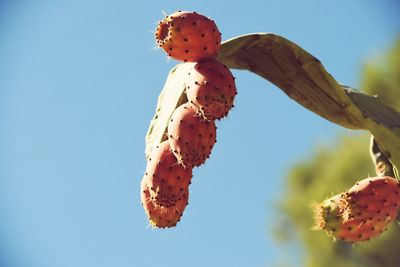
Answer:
0, 1, 399, 267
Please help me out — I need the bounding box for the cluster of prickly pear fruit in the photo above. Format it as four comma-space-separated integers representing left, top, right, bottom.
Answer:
155, 10, 237, 121
141, 11, 237, 228
314, 176, 400, 243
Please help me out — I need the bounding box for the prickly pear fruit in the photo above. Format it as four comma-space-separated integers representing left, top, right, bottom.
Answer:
141, 178, 189, 228
143, 141, 192, 207
185, 60, 237, 120
314, 192, 398, 243
340, 176, 400, 222
168, 103, 216, 167
155, 11, 221, 62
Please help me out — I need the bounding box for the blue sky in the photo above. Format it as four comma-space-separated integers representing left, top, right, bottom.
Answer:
0, 1, 399, 267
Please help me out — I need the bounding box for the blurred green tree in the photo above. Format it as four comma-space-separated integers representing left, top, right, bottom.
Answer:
274, 38, 400, 267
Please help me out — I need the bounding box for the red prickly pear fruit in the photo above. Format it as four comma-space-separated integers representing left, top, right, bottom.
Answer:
143, 141, 192, 208
168, 103, 216, 168
340, 176, 400, 222
141, 178, 189, 228
155, 11, 221, 62
314, 193, 397, 243
185, 60, 237, 120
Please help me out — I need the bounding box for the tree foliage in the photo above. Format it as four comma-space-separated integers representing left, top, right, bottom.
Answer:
275, 38, 400, 267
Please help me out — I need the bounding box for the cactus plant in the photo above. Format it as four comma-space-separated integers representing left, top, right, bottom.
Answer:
144, 14, 400, 238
